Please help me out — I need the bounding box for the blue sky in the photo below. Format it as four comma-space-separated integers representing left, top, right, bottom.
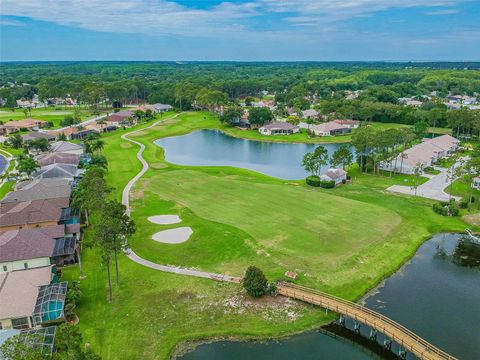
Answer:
1, 0, 479, 61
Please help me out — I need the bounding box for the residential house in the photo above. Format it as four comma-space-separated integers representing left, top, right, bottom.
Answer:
301, 109, 319, 119
0, 225, 78, 273
258, 122, 299, 135
140, 103, 173, 113
380, 135, 460, 174
4, 178, 71, 204
21, 132, 56, 143
309, 120, 357, 136
0, 270, 67, 330
49, 141, 84, 155
84, 121, 118, 134
320, 168, 347, 185
0, 119, 48, 135
0, 266, 54, 329
34, 163, 82, 181
106, 110, 134, 127
333, 119, 360, 129
0, 197, 70, 231
471, 177, 480, 190
36, 153, 80, 167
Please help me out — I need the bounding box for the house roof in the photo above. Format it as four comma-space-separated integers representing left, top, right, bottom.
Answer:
34, 163, 78, 180
37, 152, 80, 167
333, 119, 360, 126
0, 227, 59, 262
311, 121, 347, 133
21, 132, 55, 142
423, 134, 460, 151
0, 198, 69, 227
323, 168, 347, 180
0, 266, 53, 320
261, 122, 298, 131
4, 178, 71, 203
50, 141, 83, 153
1, 119, 47, 129
302, 109, 319, 118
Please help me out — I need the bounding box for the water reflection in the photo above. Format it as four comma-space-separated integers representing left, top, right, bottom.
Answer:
436, 235, 480, 269
155, 130, 347, 180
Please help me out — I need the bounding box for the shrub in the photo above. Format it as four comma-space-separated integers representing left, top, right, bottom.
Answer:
432, 201, 460, 216
320, 180, 335, 189
306, 175, 320, 187
243, 266, 268, 297
459, 200, 469, 209
341, 179, 347, 185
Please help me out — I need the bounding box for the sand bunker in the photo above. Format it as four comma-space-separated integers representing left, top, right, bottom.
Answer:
152, 227, 192, 244
148, 215, 181, 225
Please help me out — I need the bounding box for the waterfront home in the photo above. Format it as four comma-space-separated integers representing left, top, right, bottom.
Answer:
34, 163, 82, 181
309, 120, 356, 136
0, 273, 68, 329
320, 168, 347, 185
259, 122, 299, 135
37, 153, 80, 167
0, 225, 78, 273
380, 135, 460, 175
3, 178, 71, 203
0, 119, 48, 135
333, 119, 360, 129
49, 141, 84, 155
0, 197, 70, 231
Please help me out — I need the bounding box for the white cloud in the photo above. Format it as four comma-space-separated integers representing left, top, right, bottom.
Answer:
426, 9, 460, 15
0, 17, 25, 26
0, 0, 467, 37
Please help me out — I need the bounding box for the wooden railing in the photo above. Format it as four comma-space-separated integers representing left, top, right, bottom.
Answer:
277, 282, 457, 360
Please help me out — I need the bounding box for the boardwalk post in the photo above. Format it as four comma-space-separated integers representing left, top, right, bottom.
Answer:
398, 346, 407, 359
384, 338, 392, 350
369, 329, 377, 341
338, 315, 346, 327
354, 320, 361, 334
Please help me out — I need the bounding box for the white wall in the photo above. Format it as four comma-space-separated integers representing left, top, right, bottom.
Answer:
0, 257, 51, 273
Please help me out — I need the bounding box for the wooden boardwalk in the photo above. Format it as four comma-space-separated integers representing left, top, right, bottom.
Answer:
277, 282, 457, 360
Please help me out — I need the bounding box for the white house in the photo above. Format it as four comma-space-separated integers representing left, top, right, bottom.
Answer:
301, 109, 319, 119
472, 177, 480, 190
259, 122, 299, 135
320, 168, 347, 185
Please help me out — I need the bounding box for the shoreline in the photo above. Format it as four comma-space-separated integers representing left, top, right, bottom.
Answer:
170, 232, 466, 359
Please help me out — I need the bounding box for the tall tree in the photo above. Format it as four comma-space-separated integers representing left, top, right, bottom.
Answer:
330, 144, 353, 170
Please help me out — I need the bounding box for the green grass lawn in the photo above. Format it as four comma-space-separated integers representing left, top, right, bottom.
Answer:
0, 107, 101, 129
62, 111, 470, 359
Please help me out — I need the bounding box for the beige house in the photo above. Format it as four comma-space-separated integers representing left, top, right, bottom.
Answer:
0, 266, 53, 329
0, 119, 48, 135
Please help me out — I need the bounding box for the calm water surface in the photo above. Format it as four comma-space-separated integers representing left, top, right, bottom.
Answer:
0, 154, 7, 174
155, 130, 345, 179
179, 234, 480, 360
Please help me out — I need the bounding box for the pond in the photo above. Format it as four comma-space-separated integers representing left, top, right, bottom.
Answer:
155, 130, 347, 180
178, 233, 480, 360
0, 154, 7, 175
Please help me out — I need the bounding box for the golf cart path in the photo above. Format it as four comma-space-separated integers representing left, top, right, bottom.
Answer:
120, 113, 241, 283
387, 158, 466, 201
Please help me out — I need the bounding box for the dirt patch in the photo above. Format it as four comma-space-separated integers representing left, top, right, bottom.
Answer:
151, 162, 168, 169
131, 189, 144, 200
463, 213, 480, 226
214, 292, 302, 321
120, 142, 133, 149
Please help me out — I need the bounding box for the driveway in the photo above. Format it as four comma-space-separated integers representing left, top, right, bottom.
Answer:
387, 158, 466, 202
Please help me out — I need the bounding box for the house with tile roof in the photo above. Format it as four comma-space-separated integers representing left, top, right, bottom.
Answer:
4, 178, 71, 203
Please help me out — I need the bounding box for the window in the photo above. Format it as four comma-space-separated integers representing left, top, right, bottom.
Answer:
11, 317, 30, 330
24, 263, 28, 269
2, 265, 7, 272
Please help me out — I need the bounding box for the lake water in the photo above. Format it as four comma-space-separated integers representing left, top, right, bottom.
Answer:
155, 130, 345, 180
179, 234, 480, 360
0, 154, 7, 174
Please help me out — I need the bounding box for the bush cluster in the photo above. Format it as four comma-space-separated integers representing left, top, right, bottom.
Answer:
306, 175, 321, 187
320, 180, 335, 189
432, 200, 460, 216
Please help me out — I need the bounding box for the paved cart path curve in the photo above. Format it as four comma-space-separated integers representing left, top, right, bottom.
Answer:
120, 113, 241, 283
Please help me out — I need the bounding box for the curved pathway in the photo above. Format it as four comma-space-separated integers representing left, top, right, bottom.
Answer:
120, 113, 241, 283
